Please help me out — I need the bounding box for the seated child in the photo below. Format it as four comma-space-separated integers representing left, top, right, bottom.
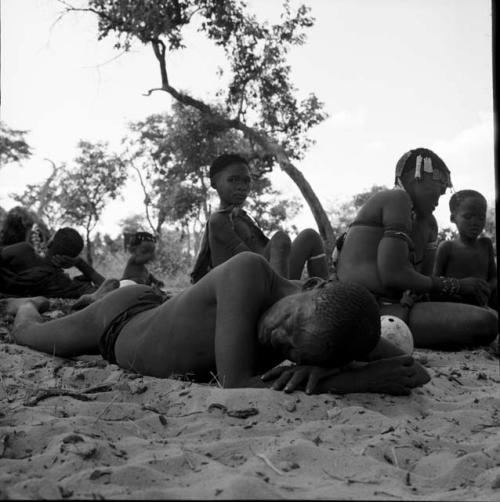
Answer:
433, 190, 497, 308
121, 232, 164, 288
0, 226, 113, 300
7, 252, 430, 395
191, 153, 328, 283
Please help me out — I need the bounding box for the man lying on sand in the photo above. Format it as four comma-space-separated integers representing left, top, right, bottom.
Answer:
7, 252, 429, 395
335, 147, 497, 349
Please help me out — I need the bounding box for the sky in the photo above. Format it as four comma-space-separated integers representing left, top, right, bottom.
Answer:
0, 0, 495, 238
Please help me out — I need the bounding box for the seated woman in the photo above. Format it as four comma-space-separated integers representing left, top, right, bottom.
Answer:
7, 252, 429, 395
191, 153, 328, 283
335, 147, 497, 350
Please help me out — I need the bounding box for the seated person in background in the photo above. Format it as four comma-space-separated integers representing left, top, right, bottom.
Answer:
0, 226, 116, 302
434, 190, 497, 309
335, 147, 497, 350
7, 252, 429, 395
0, 206, 50, 255
191, 153, 328, 283
121, 231, 164, 288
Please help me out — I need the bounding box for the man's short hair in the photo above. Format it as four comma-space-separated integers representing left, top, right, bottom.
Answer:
50, 227, 84, 257
209, 153, 249, 187
293, 280, 381, 367
449, 189, 487, 214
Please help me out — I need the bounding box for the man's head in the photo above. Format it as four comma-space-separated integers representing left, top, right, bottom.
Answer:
209, 153, 251, 207
395, 148, 452, 216
449, 189, 487, 240
258, 278, 381, 367
128, 232, 157, 264
47, 227, 84, 257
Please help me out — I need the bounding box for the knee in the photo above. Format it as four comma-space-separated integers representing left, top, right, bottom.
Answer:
477, 309, 498, 345
271, 230, 292, 251
297, 228, 324, 249
227, 252, 274, 289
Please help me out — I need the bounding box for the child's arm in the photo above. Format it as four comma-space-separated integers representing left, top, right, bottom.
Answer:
433, 240, 451, 277
52, 254, 105, 286
209, 212, 251, 264
485, 238, 497, 293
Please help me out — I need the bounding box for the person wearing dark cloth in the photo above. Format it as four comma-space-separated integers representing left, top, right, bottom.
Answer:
121, 232, 164, 287
7, 252, 430, 395
0, 226, 115, 301
334, 147, 497, 350
433, 190, 497, 309
191, 153, 328, 283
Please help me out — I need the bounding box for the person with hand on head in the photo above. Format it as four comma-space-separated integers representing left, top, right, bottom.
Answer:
334, 148, 497, 349
0, 226, 117, 303
191, 153, 328, 283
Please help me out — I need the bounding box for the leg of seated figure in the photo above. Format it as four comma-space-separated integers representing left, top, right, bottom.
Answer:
264, 231, 291, 278
408, 302, 498, 349
289, 228, 328, 280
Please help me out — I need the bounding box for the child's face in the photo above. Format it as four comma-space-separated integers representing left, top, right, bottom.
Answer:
133, 241, 156, 264
452, 197, 486, 240
213, 162, 251, 207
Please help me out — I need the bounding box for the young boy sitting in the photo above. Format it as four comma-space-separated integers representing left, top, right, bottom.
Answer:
433, 190, 497, 308
0, 226, 115, 301
7, 252, 429, 395
191, 153, 328, 283
121, 232, 164, 288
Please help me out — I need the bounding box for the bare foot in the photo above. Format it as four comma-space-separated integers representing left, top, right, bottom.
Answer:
5, 297, 50, 316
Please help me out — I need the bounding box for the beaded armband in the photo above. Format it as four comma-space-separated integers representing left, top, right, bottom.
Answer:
430, 276, 461, 297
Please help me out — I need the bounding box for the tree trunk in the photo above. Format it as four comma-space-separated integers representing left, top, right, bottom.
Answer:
85, 224, 93, 265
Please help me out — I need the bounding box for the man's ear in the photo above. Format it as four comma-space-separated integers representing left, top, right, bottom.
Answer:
270, 326, 289, 346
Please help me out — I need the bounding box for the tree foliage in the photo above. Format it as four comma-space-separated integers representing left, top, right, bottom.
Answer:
63, 0, 335, 254
0, 121, 32, 167
125, 101, 302, 251
57, 140, 127, 263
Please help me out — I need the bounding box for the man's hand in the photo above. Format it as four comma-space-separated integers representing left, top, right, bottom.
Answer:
261, 364, 341, 395
51, 254, 81, 269
459, 277, 490, 305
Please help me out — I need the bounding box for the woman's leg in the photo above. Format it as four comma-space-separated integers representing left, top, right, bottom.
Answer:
407, 301, 498, 349
289, 228, 328, 280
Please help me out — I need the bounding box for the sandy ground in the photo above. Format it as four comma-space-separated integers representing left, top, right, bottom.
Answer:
0, 300, 499, 500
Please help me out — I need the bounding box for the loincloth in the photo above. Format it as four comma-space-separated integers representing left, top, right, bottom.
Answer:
98, 286, 165, 364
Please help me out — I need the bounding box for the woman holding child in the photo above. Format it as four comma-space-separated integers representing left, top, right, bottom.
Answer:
335, 147, 497, 349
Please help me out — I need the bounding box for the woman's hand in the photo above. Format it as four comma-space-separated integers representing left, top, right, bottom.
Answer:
261, 364, 341, 395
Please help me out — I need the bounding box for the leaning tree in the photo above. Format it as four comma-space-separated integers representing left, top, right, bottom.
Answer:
60, 0, 336, 255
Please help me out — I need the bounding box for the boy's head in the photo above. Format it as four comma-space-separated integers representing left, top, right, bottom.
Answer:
258, 279, 381, 367
449, 190, 487, 239
209, 153, 251, 207
47, 227, 84, 257
128, 232, 156, 264
395, 148, 452, 216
